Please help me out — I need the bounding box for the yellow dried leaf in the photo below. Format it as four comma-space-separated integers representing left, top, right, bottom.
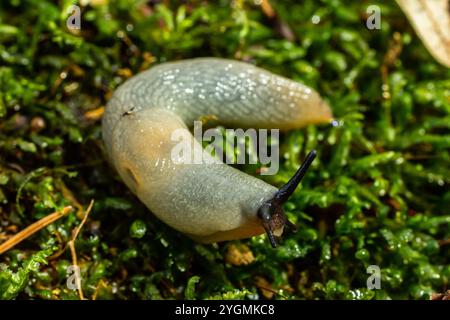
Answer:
84, 106, 105, 121
225, 244, 255, 266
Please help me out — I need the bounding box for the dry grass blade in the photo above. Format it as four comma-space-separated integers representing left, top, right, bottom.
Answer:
0, 206, 72, 255
68, 199, 95, 300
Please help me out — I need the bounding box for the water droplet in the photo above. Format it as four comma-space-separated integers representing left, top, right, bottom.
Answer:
331, 120, 341, 127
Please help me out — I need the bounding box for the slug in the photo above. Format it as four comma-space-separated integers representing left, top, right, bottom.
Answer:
102, 58, 332, 247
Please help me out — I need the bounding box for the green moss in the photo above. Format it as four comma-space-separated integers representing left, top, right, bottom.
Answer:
0, 0, 448, 300
130, 220, 147, 239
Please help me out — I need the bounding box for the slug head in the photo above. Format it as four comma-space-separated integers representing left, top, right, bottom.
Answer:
257, 150, 317, 248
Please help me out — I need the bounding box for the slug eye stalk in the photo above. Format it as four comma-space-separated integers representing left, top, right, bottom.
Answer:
257, 150, 317, 248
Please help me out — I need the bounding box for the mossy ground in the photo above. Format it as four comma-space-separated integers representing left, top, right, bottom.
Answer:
0, 0, 449, 300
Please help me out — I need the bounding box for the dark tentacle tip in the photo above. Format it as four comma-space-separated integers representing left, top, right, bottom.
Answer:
257, 150, 317, 248
265, 226, 277, 248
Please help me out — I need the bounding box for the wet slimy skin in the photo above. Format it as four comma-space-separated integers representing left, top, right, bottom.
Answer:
102, 58, 332, 247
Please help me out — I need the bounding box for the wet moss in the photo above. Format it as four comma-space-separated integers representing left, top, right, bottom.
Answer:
0, 0, 448, 299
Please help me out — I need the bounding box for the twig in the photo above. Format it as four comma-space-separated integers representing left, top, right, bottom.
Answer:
254, 283, 287, 299
260, 0, 295, 41
0, 206, 72, 255
381, 32, 403, 101
67, 199, 94, 300
261, 0, 276, 18
92, 279, 107, 300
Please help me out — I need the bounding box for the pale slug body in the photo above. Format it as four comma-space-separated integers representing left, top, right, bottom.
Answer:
102, 58, 332, 246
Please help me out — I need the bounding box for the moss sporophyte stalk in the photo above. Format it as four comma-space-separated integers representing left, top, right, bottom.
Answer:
0, 0, 449, 300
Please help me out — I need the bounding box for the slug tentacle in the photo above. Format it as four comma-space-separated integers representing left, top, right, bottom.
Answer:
274, 149, 317, 204
257, 150, 317, 248
102, 58, 332, 246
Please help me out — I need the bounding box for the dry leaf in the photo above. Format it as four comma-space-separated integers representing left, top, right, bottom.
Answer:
84, 106, 105, 121
396, 0, 450, 67
224, 244, 255, 266
254, 276, 275, 299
